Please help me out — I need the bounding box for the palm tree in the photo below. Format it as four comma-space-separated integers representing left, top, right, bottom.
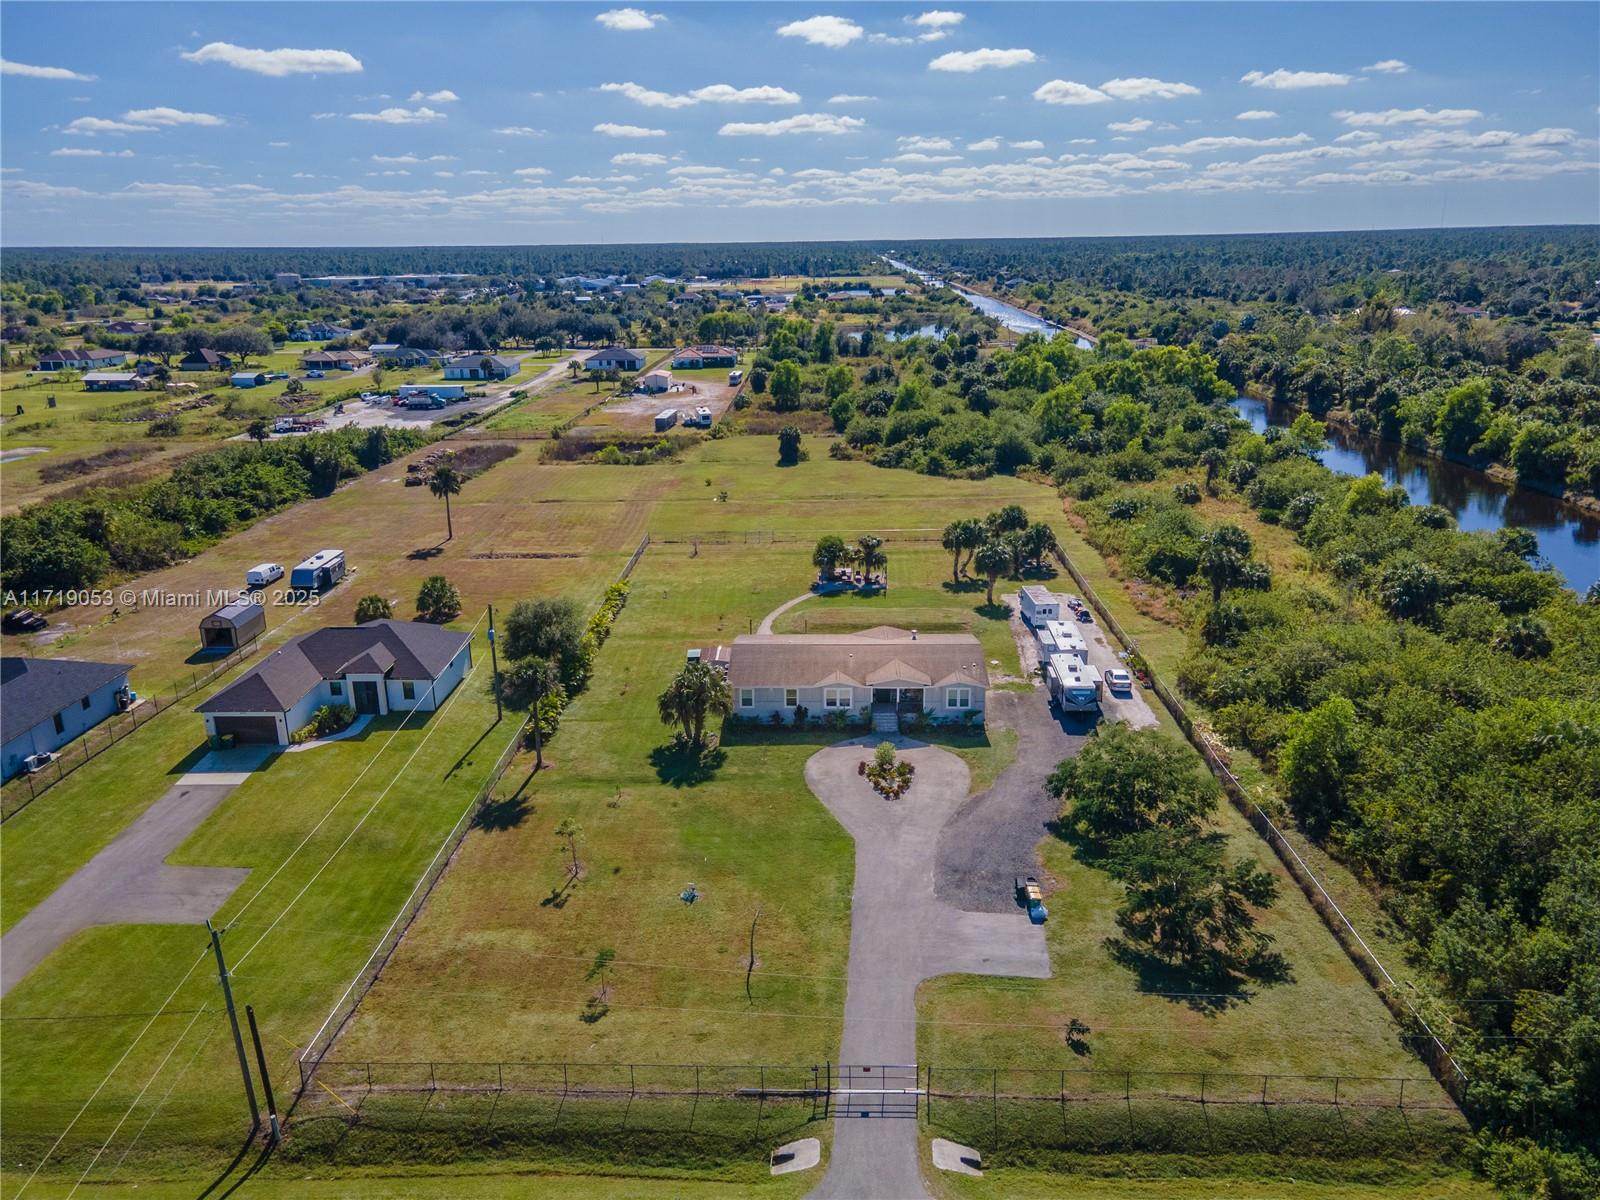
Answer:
857, 535, 888, 589
1200, 447, 1226, 496
658, 660, 733, 748
428, 463, 463, 541
974, 540, 1011, 607
942, 517, 984, 582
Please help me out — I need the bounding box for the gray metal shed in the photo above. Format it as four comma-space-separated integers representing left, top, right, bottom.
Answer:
199, 599, 266, 652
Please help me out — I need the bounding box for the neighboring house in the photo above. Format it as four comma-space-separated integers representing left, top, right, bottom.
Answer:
639, 368, 673, 394
35, 347, 127, 372
196, 620, 473, 745
179, 348, 232, 372
301, 349, 373, 371
290, 321, 354, 341
105, 320, 153, 335
444, 354, 517, 381
82, 372, 144, 392
584, 346, 646, 372
671, 345, 737, 369
231, 371, 269, 388
371, 345, 436, 368
1, 656, 131, 779
719, 626, 988, 727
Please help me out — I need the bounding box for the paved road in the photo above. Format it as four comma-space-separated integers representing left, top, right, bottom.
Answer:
804, 737, 1051, 1200
0, 747, 270, 997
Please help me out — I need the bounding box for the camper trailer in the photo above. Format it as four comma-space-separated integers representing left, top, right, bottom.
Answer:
1043, 619, 1088, 663
290, 549, 346, 592
1046, 653, 1102, 713
1019, 585, 1060, 628
654, 408, 679, 432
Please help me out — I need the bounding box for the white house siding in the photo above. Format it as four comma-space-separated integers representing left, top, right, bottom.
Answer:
733, 681, 984, 724
2, 676, 128, 777
386, 642, 471, 713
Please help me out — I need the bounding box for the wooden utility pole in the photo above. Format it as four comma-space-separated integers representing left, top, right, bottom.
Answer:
207, 921, 260, 1135
487, 605, 502, 722
246, 1005, 280, 1144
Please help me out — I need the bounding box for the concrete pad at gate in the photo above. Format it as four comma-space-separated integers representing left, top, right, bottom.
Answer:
931, 1139, 983, 1177
772, 1137, 822, 1175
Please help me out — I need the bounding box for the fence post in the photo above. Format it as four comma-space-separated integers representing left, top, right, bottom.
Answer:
1200, 1071, 1206, 1106
1333, 1076, 1340, 1107
992, 1068, 999, 1152
1398, 1078, 1406, 1109
1261, 1074, 1269, 1108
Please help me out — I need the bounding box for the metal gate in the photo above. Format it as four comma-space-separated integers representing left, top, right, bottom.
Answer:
832, 1063, 922, 1118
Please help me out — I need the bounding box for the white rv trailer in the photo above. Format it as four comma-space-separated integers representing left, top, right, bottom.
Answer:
1047, 652, 1102, 712
1043, 619, 1088, 663
1019, 585, 1060, 628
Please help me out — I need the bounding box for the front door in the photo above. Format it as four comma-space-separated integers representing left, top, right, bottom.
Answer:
872, 688, 896, 706
352, 680, 380, 714
898, 688, 924, 713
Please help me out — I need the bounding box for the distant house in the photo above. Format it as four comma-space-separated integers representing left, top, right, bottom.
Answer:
133, 360, 164, 377
104, 320, 152, 335
195, 620, 472, 745
366, 342, 400, 356
671, 345, 737, 369
1452, 305, 1489, 320
231, 371, 269, 388
290, 320, 354, 341
584, 346, 646, 372
717, 627, 988, 730
301, 349, 373, 371
179, 348, 232, 372
639, 368, 673, 394
368, 345, 436, 368
82, 371, 145, 392
1130, 337, 1158, 350
2, 656, 131, 779
444, 354, 517, 381
35, 347, 127, 372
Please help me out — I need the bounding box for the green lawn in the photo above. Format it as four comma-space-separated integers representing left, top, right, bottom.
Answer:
2, 632, 508, 1181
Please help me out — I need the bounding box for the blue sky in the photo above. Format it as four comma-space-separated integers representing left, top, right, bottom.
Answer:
2, 2, 1596, 246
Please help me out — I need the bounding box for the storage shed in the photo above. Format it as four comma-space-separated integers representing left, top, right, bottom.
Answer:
199, 599, 266, 652
654, 408, 679, 432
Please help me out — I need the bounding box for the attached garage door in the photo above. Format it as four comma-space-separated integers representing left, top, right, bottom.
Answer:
212, 715, 280, 745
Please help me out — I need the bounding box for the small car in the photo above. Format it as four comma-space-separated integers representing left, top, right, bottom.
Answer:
1105, 667, 1133, 692
305, 369, 326, 379
22, 751, 56, 774
1076, 608, 1094, 623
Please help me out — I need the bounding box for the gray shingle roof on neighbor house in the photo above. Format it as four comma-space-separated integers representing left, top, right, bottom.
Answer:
726, 628, 988, 691
1, 656, 130, 742
197, 620, 469, 715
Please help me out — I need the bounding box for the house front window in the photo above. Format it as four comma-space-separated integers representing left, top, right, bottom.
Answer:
81, 696, 91, 710
946, 687, 972, 710
402, 680, 416, 701
329, 681, 343, 696
740, 688, 755, 709
53, 711, 65, 735
823, 687, 852, 709
785, 688, 798, 708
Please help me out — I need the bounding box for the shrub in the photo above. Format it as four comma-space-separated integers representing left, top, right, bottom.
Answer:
416, 575, 462, 622
1172, 480, 1201, 504
290, 703, 356, 744
354, 594, 393, 623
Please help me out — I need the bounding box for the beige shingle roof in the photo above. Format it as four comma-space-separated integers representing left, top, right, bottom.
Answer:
726, 628, 987, 691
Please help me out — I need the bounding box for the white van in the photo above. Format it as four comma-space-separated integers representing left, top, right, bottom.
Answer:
246, 563, 284, 588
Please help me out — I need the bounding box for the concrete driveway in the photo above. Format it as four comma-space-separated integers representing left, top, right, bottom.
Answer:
0, 745, 270, 997
804, 737, 1050, 1200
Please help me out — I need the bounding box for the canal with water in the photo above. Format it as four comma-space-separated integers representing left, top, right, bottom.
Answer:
1233, 394, 1598, 592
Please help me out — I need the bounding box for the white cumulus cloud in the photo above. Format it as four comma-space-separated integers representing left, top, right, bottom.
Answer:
912, 10, 965, 27
349, 106, 445, 124
929, 48, 1037, 72
179, 42, 362, 77
966, 136, 1001, 150
123, 107, 225, 127
828, 94, 876, 103
1240, 68, 1352, 89
408, 89, 460, 103
1010, 138, 1044, 149
777, 16, 864, 48
1034, 79, 1110, 105
64, 116, 157, 135
1, 58, 96, 81
50, 147, 134, 157
1334, 107, 1482, 127
1151, 132, 1313, 153
494, 126, 545, 137
1101, 77, 1199, 101
1108, 118, 1154, 133
1236, 109, 1278, 120
899, 135, 953, 151
1363, 59, 1410, 74
612, 152, 667, 166
718, 113, 865, 136
595, 8, 665, 30
600, 81, 799, 108
593, 122, 667, 137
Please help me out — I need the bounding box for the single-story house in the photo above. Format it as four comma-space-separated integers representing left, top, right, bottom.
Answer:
82, 371, 145, 392
105, 320, 153, 335
196, 620, 472, 745
199, 600, 266, 653
301, 349, 373, 371
2, 656, 131, 779
720, 626, 987, 727
584, 346, 646, 372
639, 369, 673, 394
444, 354, 517, 381
290, 321, 354, 341
179, 348, 233, 372
230, 371, 269, 388
671, 345, 737, 369
36, 347, 127, 372
370, 345, 436, 368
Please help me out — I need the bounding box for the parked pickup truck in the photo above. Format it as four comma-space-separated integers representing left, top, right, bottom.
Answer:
1015, 876, 1048, 924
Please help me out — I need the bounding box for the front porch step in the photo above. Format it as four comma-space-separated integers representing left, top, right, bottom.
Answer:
872, 711, 900, 733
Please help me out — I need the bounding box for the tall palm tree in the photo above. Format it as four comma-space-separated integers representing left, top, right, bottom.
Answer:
428, 463, 463, 541
974, 540, 1011, 607
658, 660, 732, 748
857, 535, 888, 589
943, 517, 984, 582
